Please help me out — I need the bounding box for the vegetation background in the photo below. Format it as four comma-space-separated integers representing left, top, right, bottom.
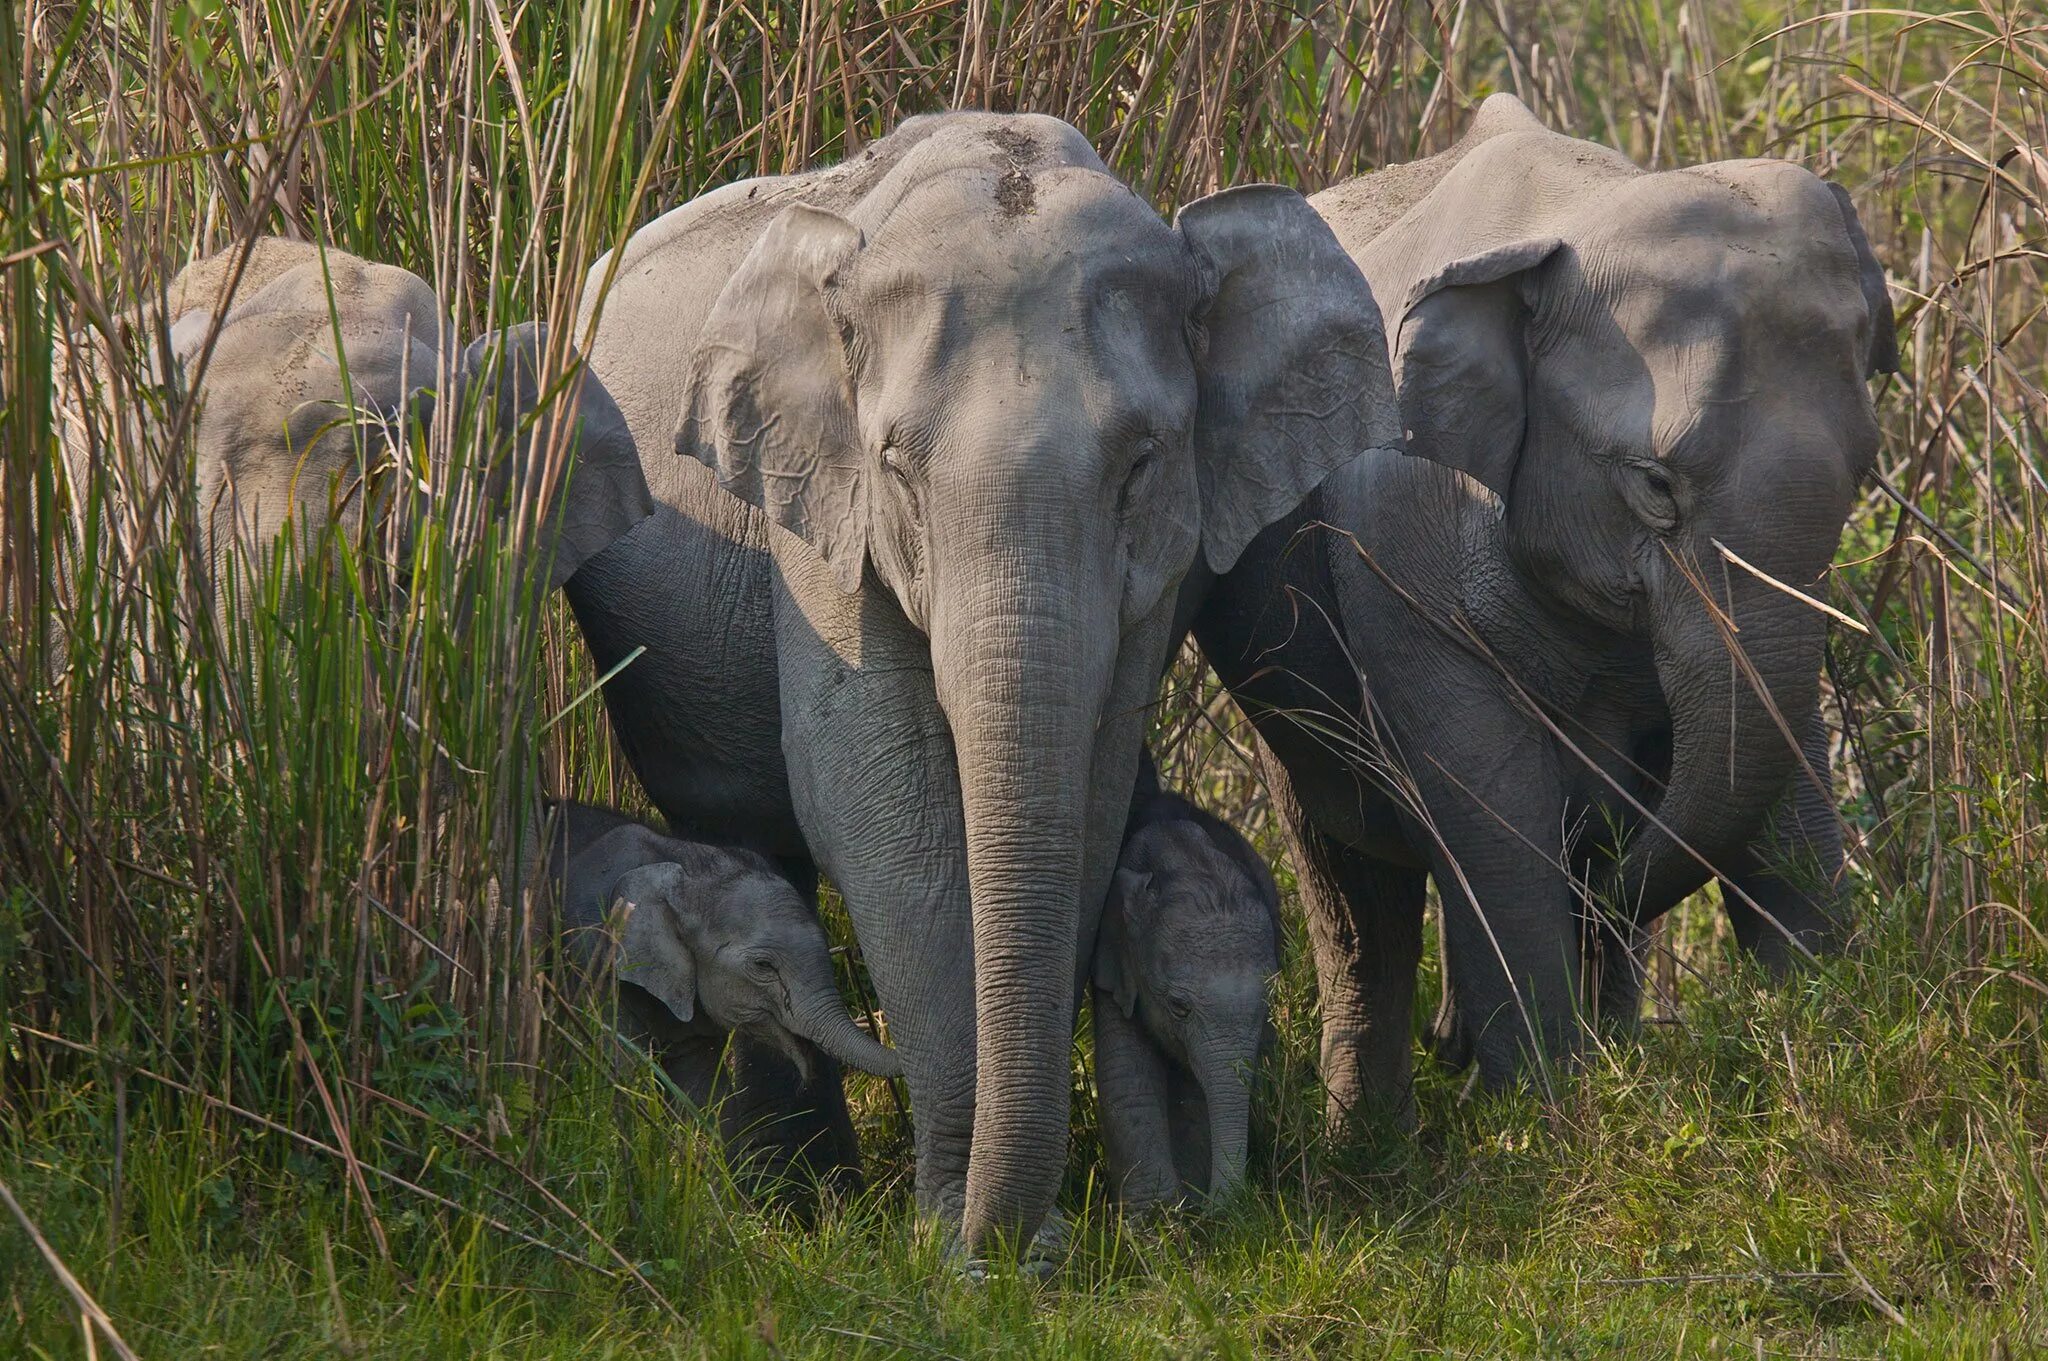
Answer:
1, 0, 2043, 1355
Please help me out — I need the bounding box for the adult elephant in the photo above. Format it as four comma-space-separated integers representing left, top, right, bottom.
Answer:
1190, 94, 1894, 1117
569, 112, 1400, 1254
66, 237, 651, 598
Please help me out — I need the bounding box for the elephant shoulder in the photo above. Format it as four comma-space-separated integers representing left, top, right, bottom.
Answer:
591, 173, 816, 306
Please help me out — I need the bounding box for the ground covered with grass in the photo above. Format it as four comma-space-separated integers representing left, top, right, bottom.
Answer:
7, 895, 2042, 1357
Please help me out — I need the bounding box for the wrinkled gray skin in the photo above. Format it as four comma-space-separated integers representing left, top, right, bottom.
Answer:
79, 238, 652, 599
548, 801, 899, 1114
1092, 753, 1279, 1211
1190, 95, 1893, 1116
572, 112, 1400, 1252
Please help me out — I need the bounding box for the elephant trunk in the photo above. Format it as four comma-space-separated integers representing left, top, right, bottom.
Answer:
1621, 568, 1823, 921
937, 570, 1115, 1255
788, 987, 903, 1078
1195, 1041, 1255, 1201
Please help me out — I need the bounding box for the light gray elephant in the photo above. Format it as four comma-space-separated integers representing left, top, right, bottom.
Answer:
547, 799, 900, 1194
1189, 94, 1894, 1116
65, 238, 650, 599
570, 112, 1401, 1254
1092, 751, 1279, 1211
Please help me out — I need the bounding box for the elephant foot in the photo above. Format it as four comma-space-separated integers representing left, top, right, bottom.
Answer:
942, 1211, 1068, 1283
1424, 1010, 1474, 1072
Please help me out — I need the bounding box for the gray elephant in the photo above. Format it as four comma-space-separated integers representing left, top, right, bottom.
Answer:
545, 800, 899, 1191
1189, 94, 1894, 1116
69, 237, 652, 600
1092, 751, 1279, 1211
569, 112, 1401, 1254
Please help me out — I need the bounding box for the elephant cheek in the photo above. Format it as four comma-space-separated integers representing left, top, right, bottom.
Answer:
866, 503, 932, 632
1120, 458, 1201, 629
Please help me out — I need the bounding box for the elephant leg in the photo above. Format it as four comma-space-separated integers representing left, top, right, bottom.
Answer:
1260, 739, 1427, 1130
692, 1042, 863, 1207
771, 572, 978, 1228
1718, 704, 1844, 974
1583, 910, 1651, 1035
1092, 997, 1181, 1211
714, 1043, 864, 1206
1395, 681, 1579, 1090
1079, 598, 1179, 1001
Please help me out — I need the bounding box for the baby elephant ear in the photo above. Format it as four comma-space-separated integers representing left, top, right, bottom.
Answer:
675, 204, 867, 593
1176, 184, 1405, 575
1093, 870, 1151, 1019
450, 322, 654, 590
609, 863, 697, 1024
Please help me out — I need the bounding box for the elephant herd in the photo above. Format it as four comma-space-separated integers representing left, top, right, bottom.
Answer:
67, 96, 1892, 1265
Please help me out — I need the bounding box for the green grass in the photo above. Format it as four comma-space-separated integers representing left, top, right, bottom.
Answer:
3, 0, 2044, 1355
6, 904, 2042, 1356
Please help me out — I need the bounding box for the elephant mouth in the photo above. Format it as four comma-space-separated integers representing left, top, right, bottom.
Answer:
743, 1017, 818, 1085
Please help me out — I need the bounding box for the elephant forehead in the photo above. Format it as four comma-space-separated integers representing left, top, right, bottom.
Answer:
1582, 172, 1868, 351
855, 168, 1191, 313
1543, 246, 1866, 460
850, 112, 1107, 218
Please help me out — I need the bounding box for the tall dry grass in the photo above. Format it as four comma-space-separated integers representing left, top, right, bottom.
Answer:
0, 0, 2042, 1338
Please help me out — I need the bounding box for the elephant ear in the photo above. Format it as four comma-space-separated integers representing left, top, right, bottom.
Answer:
1176, 184, 1405, 575
1093, 869, 1150, 1019
443, 323, 654, 590
1392, 237, 1564, 499
1823, 183, 1898, 378
609, 863, 698, 1024
675, 205, 867, 592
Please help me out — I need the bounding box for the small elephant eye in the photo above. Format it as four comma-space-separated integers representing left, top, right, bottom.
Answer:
1119, 433, 1168, 512
880, 441, 913, 484
747, 955, 776, 979
1625, 459, 1681, 532
1166, 993, 1193, 1019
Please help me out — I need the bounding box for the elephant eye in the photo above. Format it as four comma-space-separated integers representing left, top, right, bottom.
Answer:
746, 954, 776, 979
1119, 433, 1168, 509
1625, 460, 1681, 532
880, 440, 913, 485
1165, 992, 1193, 1019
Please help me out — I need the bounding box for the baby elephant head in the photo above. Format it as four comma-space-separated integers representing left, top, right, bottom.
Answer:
573, 828, 901, 1082
1097, 818, 1281, 1199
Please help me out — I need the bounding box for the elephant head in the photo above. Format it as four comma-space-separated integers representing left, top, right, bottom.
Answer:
567, 826, 902, 1081
1388, 157, 1892, 922
1096, 818, 1281, 1200
128, 240, 649, 597
672, 114, 1399, 1248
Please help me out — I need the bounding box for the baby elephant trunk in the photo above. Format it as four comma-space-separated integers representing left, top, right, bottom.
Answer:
787, 981, 903, 1079
1200, 1062, 1254, 1201
1191, 1002, 1265, 1200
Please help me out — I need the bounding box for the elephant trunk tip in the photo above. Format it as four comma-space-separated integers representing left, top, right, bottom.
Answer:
793, 997, 904, 1078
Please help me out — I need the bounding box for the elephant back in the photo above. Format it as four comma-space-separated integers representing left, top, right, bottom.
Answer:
1310, 94, 1574, 254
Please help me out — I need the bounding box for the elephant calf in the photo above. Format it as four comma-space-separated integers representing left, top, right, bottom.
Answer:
543, 801, 900, 1191
1092, 754, 1280, 1211
548, 800, 901, 1086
